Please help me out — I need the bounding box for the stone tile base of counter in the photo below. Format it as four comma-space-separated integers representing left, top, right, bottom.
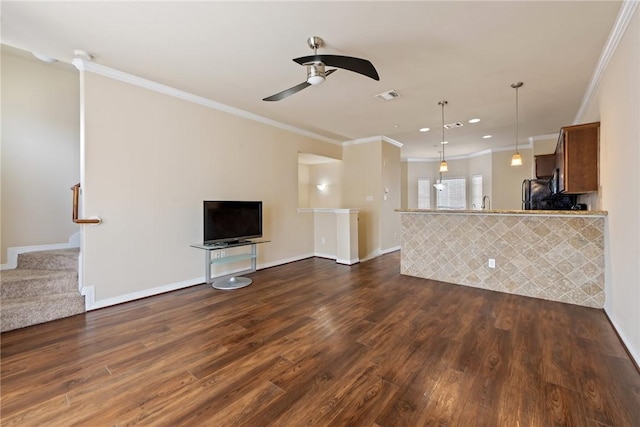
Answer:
400, 213, 605, 308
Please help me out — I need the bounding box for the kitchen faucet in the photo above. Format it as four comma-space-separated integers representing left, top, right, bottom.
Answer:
481, 195, 491, 210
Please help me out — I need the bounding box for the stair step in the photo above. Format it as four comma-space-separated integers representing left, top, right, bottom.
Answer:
1, 293, 85, 332
16, 248, 79, 272
1, 269, 78, 299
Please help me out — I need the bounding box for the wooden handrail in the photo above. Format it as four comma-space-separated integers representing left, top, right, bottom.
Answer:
71, 183, 101, 224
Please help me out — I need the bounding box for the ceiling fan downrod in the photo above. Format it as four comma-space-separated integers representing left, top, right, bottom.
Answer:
307, 36, 323, 54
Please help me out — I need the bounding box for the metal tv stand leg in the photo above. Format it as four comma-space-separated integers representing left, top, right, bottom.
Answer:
212, 243, 257, 290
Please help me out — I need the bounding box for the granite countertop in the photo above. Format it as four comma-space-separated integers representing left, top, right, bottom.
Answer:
396, 209, 608, 216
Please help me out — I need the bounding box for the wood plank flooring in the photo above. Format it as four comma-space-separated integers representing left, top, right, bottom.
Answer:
2, 252, 639, 426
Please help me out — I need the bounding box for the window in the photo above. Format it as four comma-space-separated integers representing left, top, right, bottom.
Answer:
436, 177, 466, 210
471, 174, 483, 210
417, 179, 431, 209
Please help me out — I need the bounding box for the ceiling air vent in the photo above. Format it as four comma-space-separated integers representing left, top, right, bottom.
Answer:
444, 122, 464, 129
375, 90, 400, 101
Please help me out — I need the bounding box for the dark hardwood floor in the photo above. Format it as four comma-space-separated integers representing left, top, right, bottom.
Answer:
2, 252, 639, 426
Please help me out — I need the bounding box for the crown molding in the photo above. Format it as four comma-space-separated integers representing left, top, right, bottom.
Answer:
71, 58, 342, 146
342, 135, 403, 147
466, 149, 493, 158
574, 0, 639, 123
529, 133, 559, 142
382, 136, 403, 148
342, 136, 381, 146
402, 143, 533, 162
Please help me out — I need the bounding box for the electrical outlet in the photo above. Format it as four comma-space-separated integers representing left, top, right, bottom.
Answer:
488, 258, 496, 268
321, 237, 326, 244
213, 251, 225, 259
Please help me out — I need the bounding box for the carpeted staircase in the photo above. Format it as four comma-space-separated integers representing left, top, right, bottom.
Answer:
1, 248, 85, 332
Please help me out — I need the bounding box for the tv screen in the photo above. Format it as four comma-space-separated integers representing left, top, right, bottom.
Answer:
203, 201, 262, 244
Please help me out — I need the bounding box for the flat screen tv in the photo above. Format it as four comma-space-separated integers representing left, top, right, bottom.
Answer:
203, 201, 262, 245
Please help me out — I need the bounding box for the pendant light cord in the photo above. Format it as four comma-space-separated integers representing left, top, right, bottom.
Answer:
441, 101, 446, 160
515, 86, 519, 153
511, 82, 523, 153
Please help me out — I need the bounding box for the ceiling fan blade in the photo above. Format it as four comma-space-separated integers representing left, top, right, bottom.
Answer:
263, 81, 310, 101
293, 55, 379, 81
262, 69, 337, 102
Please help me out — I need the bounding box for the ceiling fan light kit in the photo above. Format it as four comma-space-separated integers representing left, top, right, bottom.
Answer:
306, 64, 325, 85
263, 36, 380, 101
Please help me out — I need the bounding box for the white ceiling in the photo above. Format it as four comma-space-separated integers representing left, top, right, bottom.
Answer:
1, 1, 622, 160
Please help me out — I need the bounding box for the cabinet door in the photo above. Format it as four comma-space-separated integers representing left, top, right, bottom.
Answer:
563, 123, 599, 193
535, 154, 556, 178
556, 132, 565, 192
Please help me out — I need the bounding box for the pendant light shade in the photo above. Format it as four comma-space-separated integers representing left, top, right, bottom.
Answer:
510, 82, 524, 166
434, 151, 445, 190
438, 100, 449, 172
510, 153, 523, 166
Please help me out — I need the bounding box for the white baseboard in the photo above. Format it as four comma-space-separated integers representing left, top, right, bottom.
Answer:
336, 258, 360, 265
262, 253, 315, 268
604, 307, 640, 368
83, 252, 318, 311
81, 285, 95, 310
313, 252, 337, 260
84, 276, 204, 310
1, 234, 81, 270
381, 245, 401, 255
82, 249, 400, 312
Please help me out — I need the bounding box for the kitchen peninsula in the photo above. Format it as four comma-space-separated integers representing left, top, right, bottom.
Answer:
398, 209, 607, 308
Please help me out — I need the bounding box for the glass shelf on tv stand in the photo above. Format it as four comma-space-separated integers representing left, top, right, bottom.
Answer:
190, 239, 270, 290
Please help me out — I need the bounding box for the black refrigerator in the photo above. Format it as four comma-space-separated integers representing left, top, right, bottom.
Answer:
522, 179, 576, 210
522, 179, 552, 210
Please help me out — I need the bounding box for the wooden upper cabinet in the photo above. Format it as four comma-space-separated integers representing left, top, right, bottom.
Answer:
535, 154, 556, 178
555, 122, 599, 194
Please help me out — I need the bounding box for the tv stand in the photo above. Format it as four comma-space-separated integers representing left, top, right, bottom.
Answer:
190, 239, 270, 290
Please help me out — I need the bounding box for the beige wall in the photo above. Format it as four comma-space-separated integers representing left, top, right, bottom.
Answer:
312, 210, 337, 258
340, 139, 402, 258
400, 161, 409, 209
380, 142, 401, 250
403, 160, 434, 209
583, 7, 639, 363
491, 148, 533, 209
297, 164, 310, 208
404, 153, 494, 210
81, 71, 333, 302
468, 152, 492, 208
533, 137, 557, 156
307, 161, 342, 208
342, 141, 381, 260
1, 47, 80, 264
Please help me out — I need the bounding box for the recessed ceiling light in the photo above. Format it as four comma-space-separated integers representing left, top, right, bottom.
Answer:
419, 127, 430, 132
394, 124, 399, 128
482, 135, 492, 139
469, 118, 481, 124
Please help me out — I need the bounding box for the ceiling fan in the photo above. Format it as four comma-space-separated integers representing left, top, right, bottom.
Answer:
262, 36, 380, 101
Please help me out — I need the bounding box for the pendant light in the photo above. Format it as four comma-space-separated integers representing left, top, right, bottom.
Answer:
434, 151, 445, 190
510, 82, 524, 166
438, 100, 449, 172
